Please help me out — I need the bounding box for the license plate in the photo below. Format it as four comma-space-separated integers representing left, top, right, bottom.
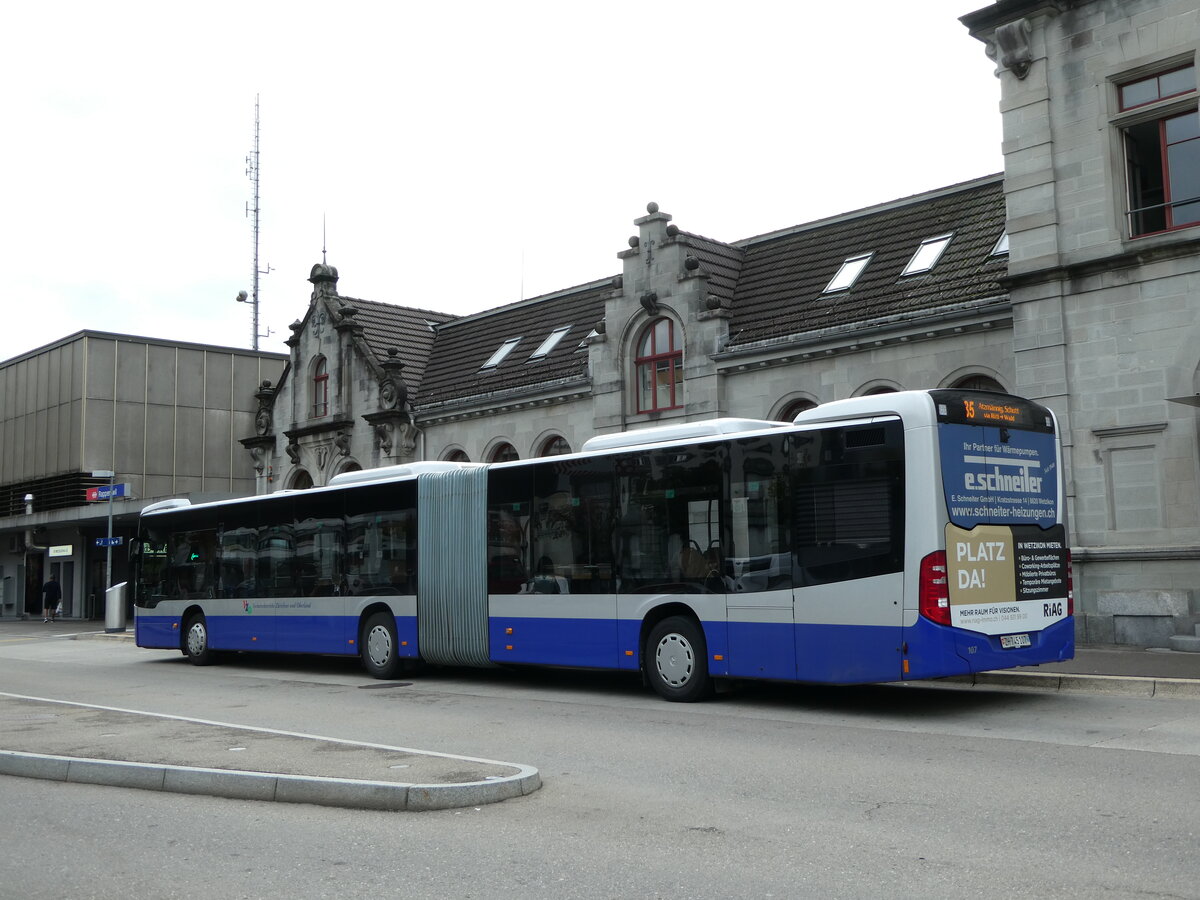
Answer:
1000, 633, 1031, 649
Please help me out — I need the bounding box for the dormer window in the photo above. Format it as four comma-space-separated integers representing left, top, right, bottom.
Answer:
312, 356, 329, 418
902, 233, 953, 275
482, 338, 521, 370
823, 252, 873, 293
529, 326, 571, 361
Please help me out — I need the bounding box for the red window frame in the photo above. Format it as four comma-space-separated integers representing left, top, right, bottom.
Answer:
635, 318, 683, 413
1119, 65, 1200, 237
312, 357, 329, 418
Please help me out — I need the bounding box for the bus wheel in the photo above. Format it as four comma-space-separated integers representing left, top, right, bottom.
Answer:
646, 616, 713, 702
361, 612, 402, 679
183, 613, 215, 666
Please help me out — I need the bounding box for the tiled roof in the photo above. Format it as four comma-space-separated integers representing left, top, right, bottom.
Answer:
339, 297, 456, 396
417, 279, 612, 407
725, 175, 1007, 348
676, 231, 744, 307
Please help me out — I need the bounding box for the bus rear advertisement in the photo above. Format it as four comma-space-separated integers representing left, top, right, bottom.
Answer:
132, 389, 1073, 701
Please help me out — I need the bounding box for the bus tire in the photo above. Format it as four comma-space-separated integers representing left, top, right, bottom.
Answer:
361, 612, 402, 679
645, 615, 713, 702
183, 613, 216, 666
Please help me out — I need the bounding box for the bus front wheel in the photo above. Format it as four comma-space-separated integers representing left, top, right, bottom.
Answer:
361, 612, 403, 679
645, 616, 713, 702
183, 613, 216, 666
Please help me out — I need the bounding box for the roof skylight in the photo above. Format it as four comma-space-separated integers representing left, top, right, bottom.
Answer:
991, 232, 1009, 255
823, 252, 874, 293
529, 326, 572, 361
902, 233, 954, 276
482, 337, 521, 369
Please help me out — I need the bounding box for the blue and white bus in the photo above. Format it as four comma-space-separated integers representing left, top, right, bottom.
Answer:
132, 389, 1073, 701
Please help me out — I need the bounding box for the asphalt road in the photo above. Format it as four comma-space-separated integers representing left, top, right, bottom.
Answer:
2, 628, 1200, 899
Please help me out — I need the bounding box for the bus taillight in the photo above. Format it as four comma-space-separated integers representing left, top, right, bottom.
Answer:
919, 550, 951, 626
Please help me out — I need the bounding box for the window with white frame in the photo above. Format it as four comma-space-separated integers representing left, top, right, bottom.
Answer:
482, 338, 522, 369
529, 326, 571, 361
902, 234, 953, 275
823, 252, 873, 293
1117, 63, 1199, 237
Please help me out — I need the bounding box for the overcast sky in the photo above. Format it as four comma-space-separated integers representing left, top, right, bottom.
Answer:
4, 0, 1003, 364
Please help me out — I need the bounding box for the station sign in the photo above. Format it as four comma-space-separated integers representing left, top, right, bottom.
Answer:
86, 483, 128, 502
95, 537, 124, 548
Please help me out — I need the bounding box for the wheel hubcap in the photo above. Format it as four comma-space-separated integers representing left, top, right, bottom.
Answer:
367, 625, 393, 667
655, 632, 694, 687
187, 622, 206, 656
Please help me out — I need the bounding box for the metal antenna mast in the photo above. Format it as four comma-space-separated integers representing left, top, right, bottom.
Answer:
238, 94, 272, 350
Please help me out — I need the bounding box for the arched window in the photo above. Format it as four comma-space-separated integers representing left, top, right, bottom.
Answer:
865, 385, 898, 395
952, 374, 1006, 393
635, 318, 682, 412
290, 470, 314, 490
489, 442, 519, 463
312, 356, 329, 418
776, 399, 817, 422
538, 435, 572, 457
444, 449, 470, 463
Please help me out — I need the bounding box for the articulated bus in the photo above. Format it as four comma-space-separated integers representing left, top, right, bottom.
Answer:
132, 389, 1073, 701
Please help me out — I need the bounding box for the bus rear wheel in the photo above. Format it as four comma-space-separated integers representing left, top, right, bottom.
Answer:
361, 612, 403, 679
645, 616, 713, 702
183, 613, 216, 666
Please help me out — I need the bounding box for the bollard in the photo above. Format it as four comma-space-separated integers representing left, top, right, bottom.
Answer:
105, 582, 128, 634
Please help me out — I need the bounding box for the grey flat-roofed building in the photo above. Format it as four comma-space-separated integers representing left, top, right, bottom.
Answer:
0, 331, 285, 619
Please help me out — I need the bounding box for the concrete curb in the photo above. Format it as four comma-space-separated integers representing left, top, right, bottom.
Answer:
942, 670, 1200, 698
0, 749, 541, 811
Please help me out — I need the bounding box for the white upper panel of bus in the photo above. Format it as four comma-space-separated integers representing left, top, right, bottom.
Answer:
581, 417, 785, 453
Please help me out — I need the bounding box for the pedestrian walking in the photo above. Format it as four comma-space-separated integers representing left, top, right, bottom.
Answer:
41, 574, 62, 623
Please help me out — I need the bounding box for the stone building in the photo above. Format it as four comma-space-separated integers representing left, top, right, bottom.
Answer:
963, 0, 1200, 647
246, 0, 1200, 646
0, 332, 285, 618
253, 175, 1013, 493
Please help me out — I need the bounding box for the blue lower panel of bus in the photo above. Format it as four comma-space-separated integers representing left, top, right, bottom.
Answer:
136, 612, 422, 659
904, 615, 1075, 679
490, 617, 620, 669
136, 615, 180, 650
792, 623, 903, 684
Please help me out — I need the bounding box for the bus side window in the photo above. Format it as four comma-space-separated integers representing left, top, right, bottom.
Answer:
791, 422, 904, 585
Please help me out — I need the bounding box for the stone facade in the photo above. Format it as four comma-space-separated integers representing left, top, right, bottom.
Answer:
964, 0, 1200, 644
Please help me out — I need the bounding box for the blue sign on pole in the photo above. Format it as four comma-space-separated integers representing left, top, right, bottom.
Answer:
95, 536, 124, 548
93, 483, 127, 501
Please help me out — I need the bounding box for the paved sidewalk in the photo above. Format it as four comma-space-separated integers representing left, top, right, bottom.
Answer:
944, 643, 1200, 698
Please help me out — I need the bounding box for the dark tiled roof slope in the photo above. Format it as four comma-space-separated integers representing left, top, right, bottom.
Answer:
341, 297, 456, 396
418, 280, 612, 407
725, 176, 1007, 348
676, 231, 744, 306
